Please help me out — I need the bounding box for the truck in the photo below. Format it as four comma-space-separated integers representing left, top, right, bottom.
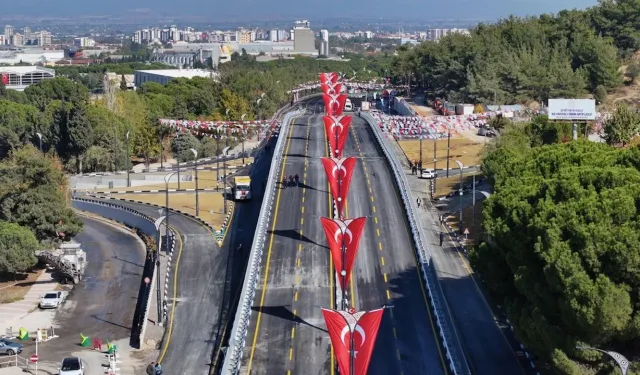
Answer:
233, 176, 252, 201
344, 98, 353, 111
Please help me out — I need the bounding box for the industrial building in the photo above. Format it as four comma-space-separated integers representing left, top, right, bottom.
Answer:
0, 66, 55, 91
0, 48, 64, 65
292, 20, 317, 55
134, 69, 217, 87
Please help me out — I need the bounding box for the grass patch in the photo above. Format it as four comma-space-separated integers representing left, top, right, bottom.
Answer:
398, 138, 484, 168
433, 173, 481, 198
118, 192, 227, 228
444, 203, 484, 247
107, 170, 228, 191
0, 268, 45, 304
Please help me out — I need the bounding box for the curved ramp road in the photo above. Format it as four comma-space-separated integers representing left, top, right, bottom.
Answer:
239, 99, 447, 375
91, 197, 220, 375
33, 216, 145, 363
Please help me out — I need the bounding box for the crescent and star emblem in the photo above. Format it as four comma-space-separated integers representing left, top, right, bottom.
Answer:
340, 323, 366, 357
333, 219, 353, 245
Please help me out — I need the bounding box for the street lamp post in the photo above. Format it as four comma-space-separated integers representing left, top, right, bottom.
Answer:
454, 160, 463, 233
36, 132, 43, 153
446, 126, 451, 177
433, 134, 437, 198
153, 216, 166, 326
175, 131, 181, 190
126, 131, 131, 187
241, 113, 247, 164
190, 148, 199, 217
164, 172, 177, 250
575, 346, 629, 375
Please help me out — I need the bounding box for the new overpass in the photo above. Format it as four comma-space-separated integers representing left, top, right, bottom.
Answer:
238, 97, 448, 375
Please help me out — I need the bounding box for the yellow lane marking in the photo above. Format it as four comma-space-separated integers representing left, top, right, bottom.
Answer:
245, 114, 296, 374
297, 258, 301, 268
301, 206, 305, 213
376, 228, 381, 237
381, 257, 385, 266
298, 244, 302, 252
291, 327, 296, 339
384, 273, 388, 283
157, 225, 184, 363
301, 218, 304, 225
378, 242, 382, 251
370, 196, 374, 203
373, 206, 376, 213
386, 290, 391, 300
294, 291, 298, 301
289, 347, 293, 361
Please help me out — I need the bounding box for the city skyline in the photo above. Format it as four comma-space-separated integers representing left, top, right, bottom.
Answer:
1, 0, 599, 22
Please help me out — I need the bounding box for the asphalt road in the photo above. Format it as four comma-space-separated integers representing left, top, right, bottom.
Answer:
345, 115, 448, 375
239, 98, 448, 375
22, 216, 145, 362
240, 104, 334, 375
90, 197, 220, 375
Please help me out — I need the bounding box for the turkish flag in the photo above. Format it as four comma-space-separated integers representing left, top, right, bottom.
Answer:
319, 217, 367, 290
323, 115, 352, 158
320, 157, 357, 219
321, 82, 343, 96
321, 308, 385, 375
322, 93, 348, 116
319, 72, 339, 84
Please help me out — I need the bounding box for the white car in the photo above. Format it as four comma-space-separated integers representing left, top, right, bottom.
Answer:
59, 357, 84, 375
39, 291, 67, 309
421, 169, 437, 179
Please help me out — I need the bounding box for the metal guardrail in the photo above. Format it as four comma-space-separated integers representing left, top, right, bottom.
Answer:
220, 109, 303, 374
362, 113, 472, 375
71, 197, 176, 348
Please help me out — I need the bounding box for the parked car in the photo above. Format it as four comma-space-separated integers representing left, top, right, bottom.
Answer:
421, 169, 437, 179
39, 291, 67, 309
0, 338, 23, 355
59, 357, 84, 375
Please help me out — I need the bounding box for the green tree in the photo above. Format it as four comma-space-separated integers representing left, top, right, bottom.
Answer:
593, 85, 608, 104
603, 104, 640, 146
0, 221, 39, 274
0, 147, 82, 243
120, 74, 128, 91
171, 133, 200, 162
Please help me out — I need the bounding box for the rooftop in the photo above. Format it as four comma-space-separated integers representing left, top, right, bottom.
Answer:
0, 66, 55, 74
134, 69, 217, 79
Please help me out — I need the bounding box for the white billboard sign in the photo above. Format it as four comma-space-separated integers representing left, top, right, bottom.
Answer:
548, 99, 596, 121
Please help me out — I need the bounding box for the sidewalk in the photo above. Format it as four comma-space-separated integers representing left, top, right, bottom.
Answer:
0, 269, 59, 336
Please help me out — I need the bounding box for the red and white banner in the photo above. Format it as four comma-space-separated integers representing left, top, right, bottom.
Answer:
321, 82, 343, 96
322, 307, 385, 375
323, 115, 352, 158
319, 72, 339, 84
320, 157, 357, 219
319, 217, 366, 290
323, 93, 347, 117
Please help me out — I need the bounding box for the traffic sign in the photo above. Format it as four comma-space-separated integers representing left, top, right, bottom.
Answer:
144, 277, 151, 284
30, 354, 38, 363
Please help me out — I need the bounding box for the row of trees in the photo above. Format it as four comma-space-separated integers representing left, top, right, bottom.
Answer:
0, 56, 392, 275
473, 107, 640, 373
392, 0, 640, 104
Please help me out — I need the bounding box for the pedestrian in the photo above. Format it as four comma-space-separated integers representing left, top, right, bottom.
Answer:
439, 232, 444, 246
439, 214, 443, 224
146, 362, 155, 375
154, 362, 163, 375
417, 198, 421, 208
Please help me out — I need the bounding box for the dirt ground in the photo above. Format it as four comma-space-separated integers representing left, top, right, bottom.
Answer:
444, 203, 484, 247
432, 173, 481, 198
0, 268, 45, 304
117, 192, 227, 228
399, 138, 484, 169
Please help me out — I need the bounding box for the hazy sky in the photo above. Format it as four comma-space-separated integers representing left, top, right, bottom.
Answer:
3, 0, 599, 21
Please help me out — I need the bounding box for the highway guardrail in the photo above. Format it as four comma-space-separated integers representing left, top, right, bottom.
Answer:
361, 112, 472, 375
220, 108, 303, 375
71, 197, 176, 349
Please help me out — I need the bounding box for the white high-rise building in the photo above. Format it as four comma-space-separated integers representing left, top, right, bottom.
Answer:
320, 29, 329, 42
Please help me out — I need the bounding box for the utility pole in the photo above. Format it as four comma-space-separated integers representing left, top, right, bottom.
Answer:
445, 127, 451, 178
126, 131, 131, 187
241, 113, 247, 164
104, 72, 118, 171
190, 148, 199, 217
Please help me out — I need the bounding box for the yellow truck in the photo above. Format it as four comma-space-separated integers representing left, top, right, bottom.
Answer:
233, 176, 252, 201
